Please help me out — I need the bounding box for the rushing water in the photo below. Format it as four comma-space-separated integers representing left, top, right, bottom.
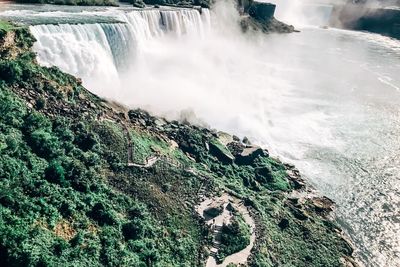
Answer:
1, 2, 400, 266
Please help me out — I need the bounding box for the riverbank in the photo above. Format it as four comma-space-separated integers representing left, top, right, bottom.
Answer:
0, 20, 357, 266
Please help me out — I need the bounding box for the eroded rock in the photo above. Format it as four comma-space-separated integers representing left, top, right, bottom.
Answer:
209, 140, 235, 164
235, 145, 268, 165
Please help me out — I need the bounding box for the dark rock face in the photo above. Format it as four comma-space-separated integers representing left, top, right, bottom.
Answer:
235, 145, 268, 165
209, 141, 235, 164
311, 196, 334, 215
330, 4, 400, 39
236, 0, 295, 34
241, 16, 296, 34
248, 2, 276, 22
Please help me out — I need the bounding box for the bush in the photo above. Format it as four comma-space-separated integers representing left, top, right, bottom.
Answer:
45, 161, 68, 186
88, 203, 116, 226
35, 97, 46, 110
122, 222, 143, 240
73, 127, 99, 152
28, 129, 61, 159
218, 214, 251, 260
62, 157, 90, 191
23, 113, 51, 133
0, 61, 23, 83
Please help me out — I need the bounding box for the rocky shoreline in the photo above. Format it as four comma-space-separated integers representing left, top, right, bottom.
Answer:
1, 20, 355, 266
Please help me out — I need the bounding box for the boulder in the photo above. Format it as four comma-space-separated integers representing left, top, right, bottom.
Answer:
217, 131, 233, 146
209, 140, 235, 164
255, 165, 273, 183
311, 196, 334, 214
248, 2, 276, 23
235, 145, 268, 165
242, 136, 251, 145
287, 168, 306, 189
227, 141, 245, 157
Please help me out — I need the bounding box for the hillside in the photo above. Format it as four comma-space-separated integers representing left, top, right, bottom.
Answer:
0, 21, 356, 266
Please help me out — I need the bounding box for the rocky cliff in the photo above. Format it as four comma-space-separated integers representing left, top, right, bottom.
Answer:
330, 3, 400, 39
0, 21, 355, 266
239, 0, 295, 33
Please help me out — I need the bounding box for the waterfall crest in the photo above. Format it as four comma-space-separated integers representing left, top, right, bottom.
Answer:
30, 8, 211, 94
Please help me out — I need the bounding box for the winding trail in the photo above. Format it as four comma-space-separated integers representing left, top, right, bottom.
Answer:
197, 194, 256, 267
127, 155, 160, 168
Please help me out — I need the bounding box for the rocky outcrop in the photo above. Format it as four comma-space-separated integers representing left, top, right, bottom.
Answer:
235, 145, 268, 165
330, 4, 400, 39
209, 140, 235, 164
248, 1, 276, 22
238, 0, 296, 34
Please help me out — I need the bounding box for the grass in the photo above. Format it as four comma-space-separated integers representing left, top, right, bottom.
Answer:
0, 21, 17, 32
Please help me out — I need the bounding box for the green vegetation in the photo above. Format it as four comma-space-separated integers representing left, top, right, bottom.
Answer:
0, 21, 355, 267
0, 81, 203, 266
0, 21, 16, 32
218, 213, 251, 262
0, 23, 203, 267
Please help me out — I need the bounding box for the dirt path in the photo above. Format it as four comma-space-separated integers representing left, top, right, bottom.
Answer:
197, 194, 256, 267
127, 155, 160, 168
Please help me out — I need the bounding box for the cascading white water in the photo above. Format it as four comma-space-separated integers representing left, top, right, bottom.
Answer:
30, 8, 211, 95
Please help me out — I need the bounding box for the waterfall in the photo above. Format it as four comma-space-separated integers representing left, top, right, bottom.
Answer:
30, 8, 211, 95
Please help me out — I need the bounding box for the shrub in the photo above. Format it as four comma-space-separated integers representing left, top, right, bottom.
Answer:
218, 214, 251, 260
122, 222, 143, 240
45, 161, 68, 187
35, 97, 46, 110
88, 203, 116, 226
28, 129, 61, 159
23, 113, 51, 134
0, 61, 23, 83
0, 155, 27, 180
74, 128, 99, 152
62, 157, 90, 191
